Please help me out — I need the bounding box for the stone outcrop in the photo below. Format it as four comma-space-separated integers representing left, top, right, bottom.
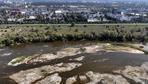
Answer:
9, 62, 148, 84
9, 63, 82, 84
114, 62, 148, 84
86, 71, 129, 84
66, 76, 77, 84
35, 73, 62, 84
65, 71, 130, 84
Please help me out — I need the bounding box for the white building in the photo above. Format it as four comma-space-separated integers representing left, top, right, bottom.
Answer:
28, 16, 36, 20
7, 18, 16, 22
55, 9, 66, 14
87, 18, 100, 22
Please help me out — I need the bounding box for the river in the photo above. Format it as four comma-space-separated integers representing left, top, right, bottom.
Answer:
0, 41, 148, 84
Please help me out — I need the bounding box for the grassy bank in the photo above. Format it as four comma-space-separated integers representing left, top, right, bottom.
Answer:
0, 24, 148, 46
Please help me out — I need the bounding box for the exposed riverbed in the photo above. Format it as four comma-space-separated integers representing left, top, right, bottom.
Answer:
0, 41, 148, 84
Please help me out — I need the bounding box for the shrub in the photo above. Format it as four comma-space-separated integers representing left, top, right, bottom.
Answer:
80, 48, 86, 53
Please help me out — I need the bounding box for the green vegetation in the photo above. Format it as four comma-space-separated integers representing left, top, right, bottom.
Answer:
10, 56, 26, 65
0, 24, 148, 47
80, 47, 86, 53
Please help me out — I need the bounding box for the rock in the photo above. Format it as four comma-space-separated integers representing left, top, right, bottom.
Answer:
9, 63, 82, 84
65, 71, 130, 84
79, 75, 87, 81
141, 62, 148, 71
56, 63, 64, 67
8, 47, 81, 66
84, 45, 102, 53
66, 76, 77, 84
114, 62, 148, 84
8, 54, 40, 66
86, 71, 129, 84
66, 75, 88, 84
36, 73, 62, 84
33, 54, 57, 62
79, 75, 88, 83
9, 70, 43, 84
73, 56, 85, 61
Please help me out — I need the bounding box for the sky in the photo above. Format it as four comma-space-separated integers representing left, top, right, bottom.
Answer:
29, 0, 147, 2
28, 0, 148, 2
1, 0, 148, 3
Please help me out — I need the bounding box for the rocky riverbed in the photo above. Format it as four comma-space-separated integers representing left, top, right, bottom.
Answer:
64, 62, 148, 84
8, 43, 144, 66
9, 62, 148, 84
7, 43, 148, 84
9, 62, 82, 84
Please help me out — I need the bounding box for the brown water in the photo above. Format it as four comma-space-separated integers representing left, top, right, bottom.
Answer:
0, 41, 148, 84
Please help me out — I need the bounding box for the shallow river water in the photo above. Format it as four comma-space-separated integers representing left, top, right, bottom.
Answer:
0, 41, 148, 84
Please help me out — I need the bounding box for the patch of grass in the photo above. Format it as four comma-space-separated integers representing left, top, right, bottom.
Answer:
10, 56, 26, 64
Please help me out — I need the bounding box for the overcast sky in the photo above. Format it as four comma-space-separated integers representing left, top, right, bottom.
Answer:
30, 0, 147, 2
1, 0, 148, 2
